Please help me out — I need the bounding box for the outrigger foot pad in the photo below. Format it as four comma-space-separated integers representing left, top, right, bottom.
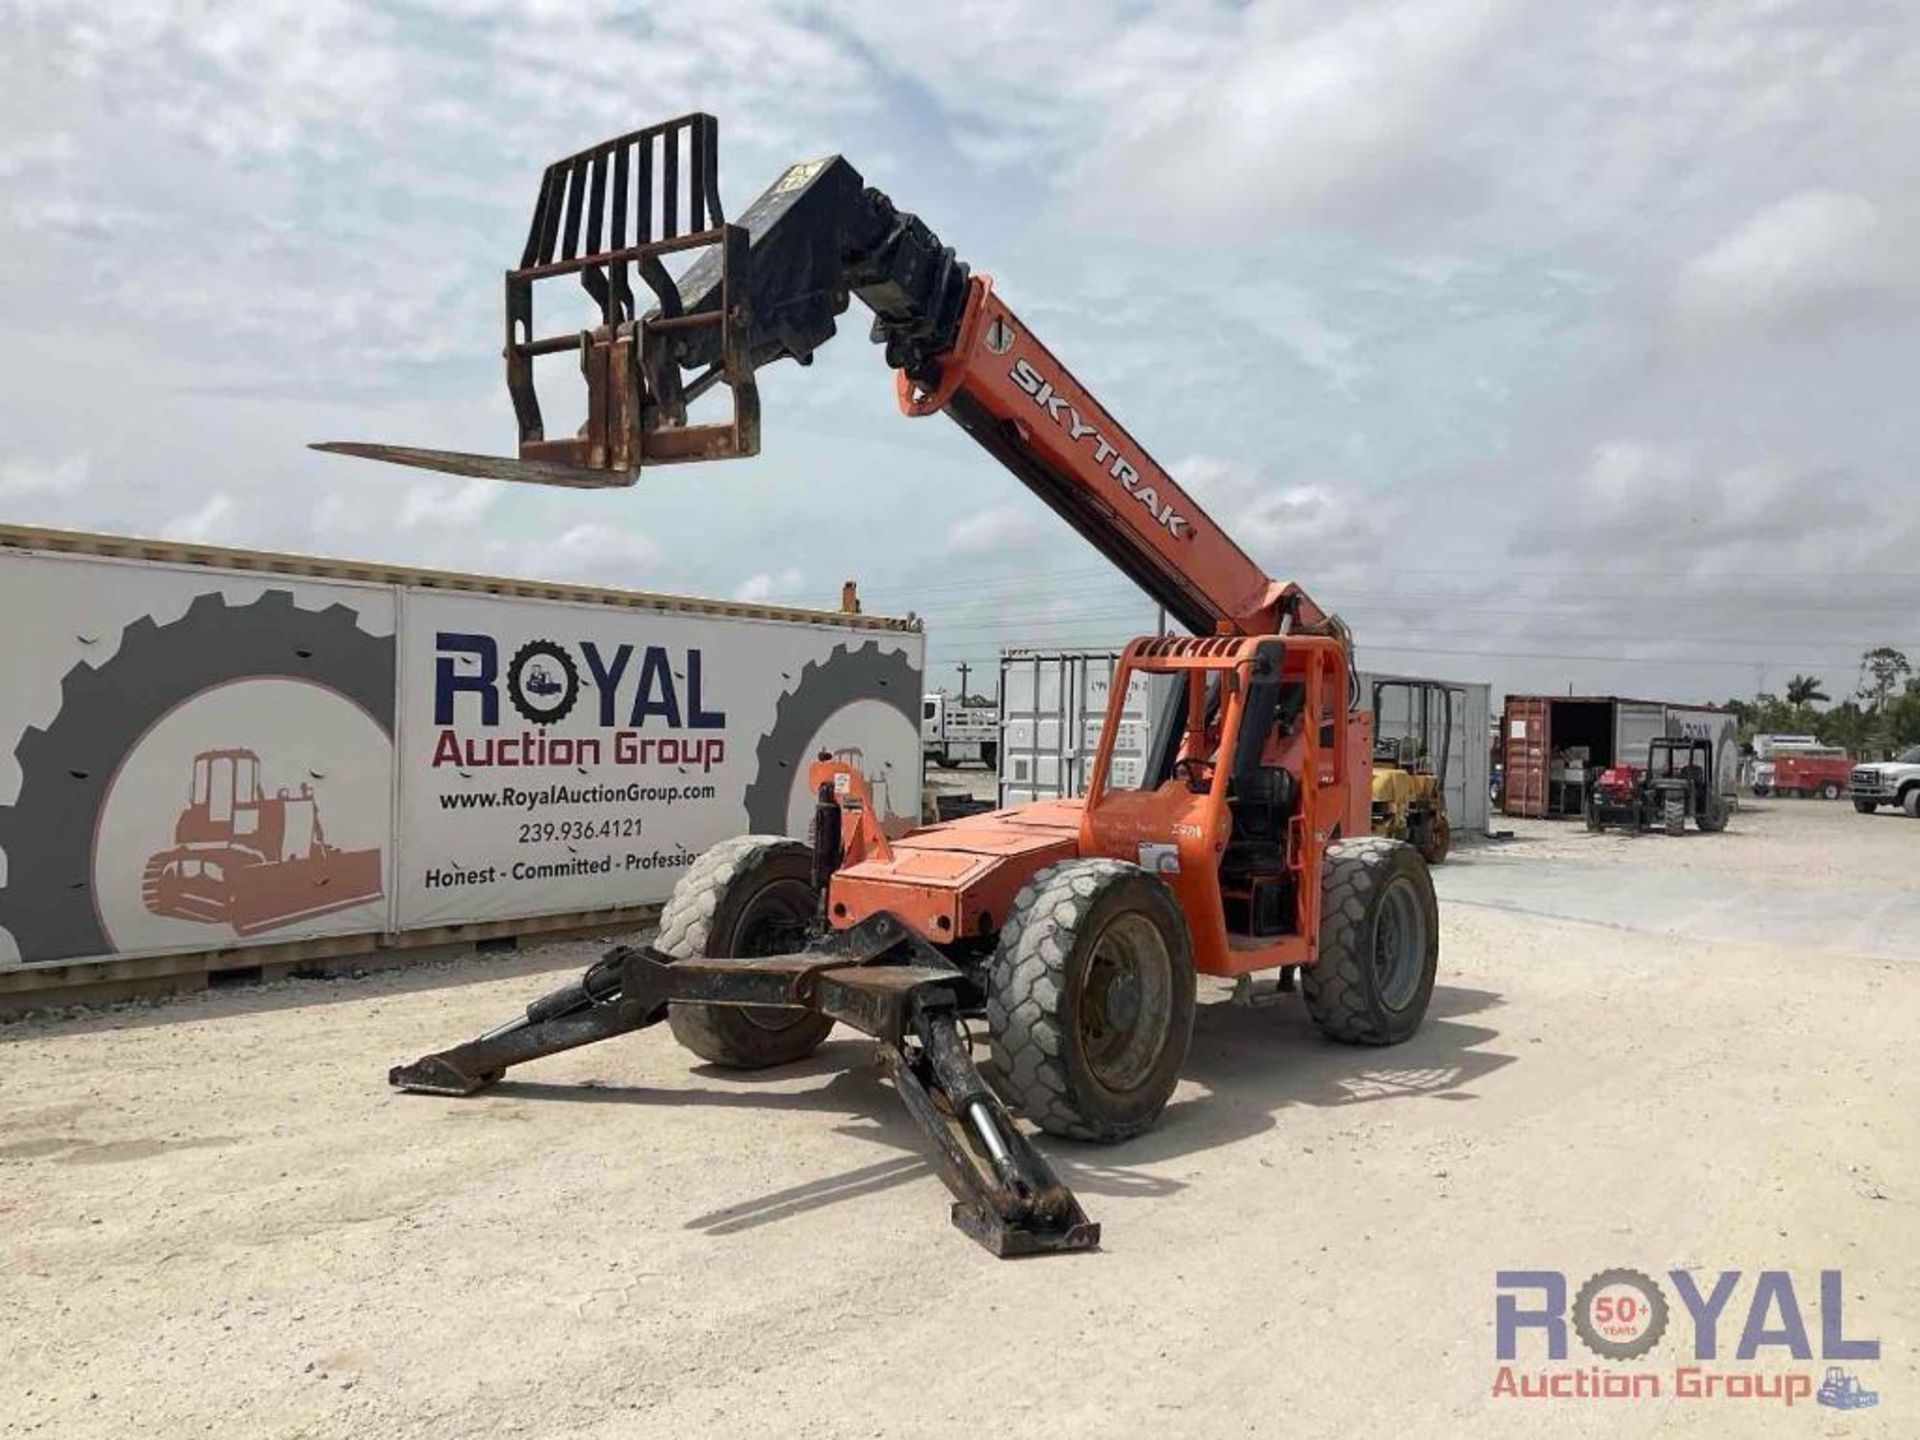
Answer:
882, 1002, 1099, 1256
387, 915, 1099, 1257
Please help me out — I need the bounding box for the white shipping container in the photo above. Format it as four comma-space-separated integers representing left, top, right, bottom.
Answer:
1614, 702, 1739, 802
1663, 705, 1742, 802
0, 526, 922, 971
996, 649, 1176, 806
1613, 701, 1669, 781
1362, 670, 1492, 836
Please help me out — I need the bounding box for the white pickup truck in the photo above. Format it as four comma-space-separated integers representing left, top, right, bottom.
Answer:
1850, 745, 1920, 816
922, 693, 998, 769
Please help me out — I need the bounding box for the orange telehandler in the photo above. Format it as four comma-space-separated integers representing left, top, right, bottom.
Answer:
320, 115, 1439, 1254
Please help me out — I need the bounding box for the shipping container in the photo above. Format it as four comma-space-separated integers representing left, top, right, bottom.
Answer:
0, 524, 922, 996
1499, 694, 1738, 819
996, 646, 1492, 835
1363, 670, 1493, 836
996, 649, 1176, 806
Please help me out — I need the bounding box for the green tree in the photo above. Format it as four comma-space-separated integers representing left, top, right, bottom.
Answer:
1784, 674, 1829, 707
1815, 700, 1872, 755
1856, 647, 1913, 712
1884, 678, 1920, 750
1747, 692, 1820, 737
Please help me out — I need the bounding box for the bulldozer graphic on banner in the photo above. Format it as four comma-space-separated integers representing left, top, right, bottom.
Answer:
1815, 1367, 1879, 1410
141, 748, 384, 937
522, 663, 567, 698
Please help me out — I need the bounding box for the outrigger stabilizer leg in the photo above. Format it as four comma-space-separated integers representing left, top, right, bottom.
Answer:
389, 914, 1099, 1257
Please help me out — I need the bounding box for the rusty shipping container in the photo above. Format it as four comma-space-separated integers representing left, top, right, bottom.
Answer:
1499, 694, 1738, 819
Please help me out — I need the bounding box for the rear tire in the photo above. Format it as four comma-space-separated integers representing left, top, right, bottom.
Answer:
987, 859, 1195, 1142
1304, 838, 1438, 1046
1820, 782, 1841, 801
1419, 810, 1451, 864
1663, 793, 1686, 835
657, 836, 834, 1069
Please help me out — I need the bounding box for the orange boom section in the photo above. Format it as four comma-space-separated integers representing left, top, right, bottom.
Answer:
905, 279, 1325, 639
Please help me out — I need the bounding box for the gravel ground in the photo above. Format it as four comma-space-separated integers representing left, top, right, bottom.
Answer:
2, 800, 1913, 1438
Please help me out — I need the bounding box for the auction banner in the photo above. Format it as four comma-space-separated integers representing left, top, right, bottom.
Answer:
0, 544, 922, 967
0, 552, 396, 966
391, 590, 920, 927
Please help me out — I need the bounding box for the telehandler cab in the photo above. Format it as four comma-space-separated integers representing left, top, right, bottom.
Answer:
321, 115, 1439, 1255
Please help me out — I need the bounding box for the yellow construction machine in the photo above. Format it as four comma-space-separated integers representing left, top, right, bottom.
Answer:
1369, 679, 1453, 864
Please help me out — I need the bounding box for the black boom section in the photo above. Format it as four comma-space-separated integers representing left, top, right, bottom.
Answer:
672, 156, 973, 383
641, 144, 1220, 634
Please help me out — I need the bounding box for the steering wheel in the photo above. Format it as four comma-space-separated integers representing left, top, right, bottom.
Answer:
1175, 756, 1216, 792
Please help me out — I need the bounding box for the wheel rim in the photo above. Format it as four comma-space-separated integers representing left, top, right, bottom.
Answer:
725, 877, 818, 1034
1077, 912, 1173, 1094
1370, 877, 1427, 1011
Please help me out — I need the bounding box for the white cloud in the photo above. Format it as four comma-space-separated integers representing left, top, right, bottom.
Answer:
1078, 0, 1512, 230
0, 131, 76, 181
1176, 454, 1383, 569
540, 523, 661, 579
0, 452, 88, 498
397, 478, 500, 530
1676, 190, 1911, 339
948, 502, 1050, 557
1522, 439, 1898, 573
732, 567, 806, 603
57, 0, 407, 165
1219, 280, 1373, 396
161, 492, 239, 544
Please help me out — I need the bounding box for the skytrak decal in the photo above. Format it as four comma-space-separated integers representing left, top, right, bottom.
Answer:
1007, 357, 1192, 538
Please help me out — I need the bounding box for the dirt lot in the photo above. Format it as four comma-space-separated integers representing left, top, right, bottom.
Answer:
3, 800, 1913, 1438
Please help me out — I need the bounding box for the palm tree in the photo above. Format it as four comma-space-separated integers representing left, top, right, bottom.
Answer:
1784, 674, 1829, 707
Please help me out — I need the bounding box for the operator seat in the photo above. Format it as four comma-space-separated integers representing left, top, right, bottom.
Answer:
1220, 680, 1306, 937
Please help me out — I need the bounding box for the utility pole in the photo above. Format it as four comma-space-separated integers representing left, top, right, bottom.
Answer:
957, 661, 972, 701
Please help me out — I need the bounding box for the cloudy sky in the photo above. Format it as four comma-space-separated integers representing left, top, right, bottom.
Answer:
3, 0, 1916, 705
